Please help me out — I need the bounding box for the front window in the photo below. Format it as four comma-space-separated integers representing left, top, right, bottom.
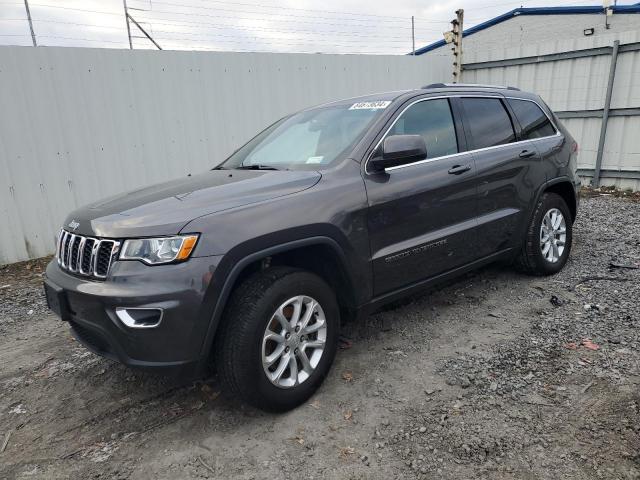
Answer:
387, 98, 458, 159
220, 103, 386, 170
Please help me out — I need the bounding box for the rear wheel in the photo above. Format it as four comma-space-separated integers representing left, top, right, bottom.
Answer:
214, 267, 339, 412
515, 192, 573, 275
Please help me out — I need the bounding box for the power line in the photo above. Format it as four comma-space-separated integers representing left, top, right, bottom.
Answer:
129, 0, 450, 24
17, 0, 606, 54
24, 35, 126, 44
140, 17, 443, 34
26, 3, 126, 17
0, 18, 124, 30
131, 10, 421, 30
130, 0, 449, 23
148, 29, 425, 45
0, 17, 441, 40
147, 34, 415, 48
25, 2, 439, 30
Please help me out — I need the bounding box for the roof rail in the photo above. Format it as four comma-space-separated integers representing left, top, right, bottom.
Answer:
422, 83, 520, 91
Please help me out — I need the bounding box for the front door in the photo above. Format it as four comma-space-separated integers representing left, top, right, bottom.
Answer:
363, 97, 478, 296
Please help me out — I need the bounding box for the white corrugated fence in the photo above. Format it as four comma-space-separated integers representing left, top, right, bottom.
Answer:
0, 46, 448, 264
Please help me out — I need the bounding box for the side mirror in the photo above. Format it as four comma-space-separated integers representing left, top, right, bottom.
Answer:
369, 135, 427, 172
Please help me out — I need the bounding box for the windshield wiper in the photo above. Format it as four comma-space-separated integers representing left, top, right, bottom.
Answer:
235, 164, 280, 170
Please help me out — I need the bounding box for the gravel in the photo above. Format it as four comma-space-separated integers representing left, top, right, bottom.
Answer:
0, 257, 50, 331
0, 193, 638, 480
379, 195, 640, 479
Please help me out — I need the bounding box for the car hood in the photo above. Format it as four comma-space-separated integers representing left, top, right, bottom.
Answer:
64, 169, 321, 238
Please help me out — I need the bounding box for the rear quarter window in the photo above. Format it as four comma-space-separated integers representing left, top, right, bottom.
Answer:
507, 98, 556, 139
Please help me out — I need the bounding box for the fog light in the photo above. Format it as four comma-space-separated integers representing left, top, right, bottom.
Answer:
115, 307, 163, 329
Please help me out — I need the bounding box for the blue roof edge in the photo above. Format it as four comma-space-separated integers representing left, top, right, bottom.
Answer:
413, 3, 640, 55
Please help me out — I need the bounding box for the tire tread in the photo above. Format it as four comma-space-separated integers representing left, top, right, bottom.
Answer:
515, 192, 572, 276
214, 267, 299, 404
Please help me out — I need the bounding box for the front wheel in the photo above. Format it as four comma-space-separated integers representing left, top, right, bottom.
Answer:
214, 267, 339, 412
515, 192, 573, 275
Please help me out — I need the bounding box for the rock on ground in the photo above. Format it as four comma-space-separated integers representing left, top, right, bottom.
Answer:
0, 195, 638, 480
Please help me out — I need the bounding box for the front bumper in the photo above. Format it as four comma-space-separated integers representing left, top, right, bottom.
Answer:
45, 255, 223, 376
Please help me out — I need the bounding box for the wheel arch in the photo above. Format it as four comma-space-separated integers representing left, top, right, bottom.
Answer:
542, 177, 577, 223
197, 236, 358, 365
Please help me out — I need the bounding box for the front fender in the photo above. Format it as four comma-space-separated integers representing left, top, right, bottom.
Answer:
193, 235, 362, 371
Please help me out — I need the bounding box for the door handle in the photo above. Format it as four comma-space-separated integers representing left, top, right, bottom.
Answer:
519, 150, 536, 158
448, 164, 472, 175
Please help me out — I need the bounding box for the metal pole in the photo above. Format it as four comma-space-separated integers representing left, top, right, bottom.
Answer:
456, 9, 464, 81
128, 14, 162, 50
411, 16, 415, 56
123, 0, 132, 49
23, 0, 36, 47
593, 39, 620, 188
451, 10, 464, 82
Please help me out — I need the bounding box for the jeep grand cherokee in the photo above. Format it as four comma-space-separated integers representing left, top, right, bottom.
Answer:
44, 84, 580, 411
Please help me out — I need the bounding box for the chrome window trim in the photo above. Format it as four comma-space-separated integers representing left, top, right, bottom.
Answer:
385, 150, 469, 172
364, 94, 561, 175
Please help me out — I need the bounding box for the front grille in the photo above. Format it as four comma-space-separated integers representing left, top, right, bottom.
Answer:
57, 230, 120, 279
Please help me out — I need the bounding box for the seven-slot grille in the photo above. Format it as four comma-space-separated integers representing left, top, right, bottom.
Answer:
57, 230, 120, 279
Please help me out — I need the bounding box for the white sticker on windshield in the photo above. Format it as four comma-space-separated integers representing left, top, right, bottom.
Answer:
349, 101, 391, 110
306, 156, 324, 164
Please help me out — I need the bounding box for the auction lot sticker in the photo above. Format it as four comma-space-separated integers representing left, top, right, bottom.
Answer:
349, 101, 391, 110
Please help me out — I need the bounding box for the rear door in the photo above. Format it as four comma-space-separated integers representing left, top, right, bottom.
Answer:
363, 96, 478, 296
457, 96, 541, 258
505, 97, 565, 188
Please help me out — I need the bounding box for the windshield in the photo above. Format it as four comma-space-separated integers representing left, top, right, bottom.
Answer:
220, 102, 388, 170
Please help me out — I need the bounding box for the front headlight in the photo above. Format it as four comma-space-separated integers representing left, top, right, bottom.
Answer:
120, 234, 199, 265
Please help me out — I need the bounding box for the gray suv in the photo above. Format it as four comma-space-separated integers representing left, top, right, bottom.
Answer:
44, 84, 580, 411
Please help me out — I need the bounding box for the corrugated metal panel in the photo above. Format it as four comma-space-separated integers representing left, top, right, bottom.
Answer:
0, 46, 449, 264
462, 29, 640, 191
416, 5, 640, 54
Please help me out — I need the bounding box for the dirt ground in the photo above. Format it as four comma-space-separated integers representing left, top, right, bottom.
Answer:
1, 194, 639, 480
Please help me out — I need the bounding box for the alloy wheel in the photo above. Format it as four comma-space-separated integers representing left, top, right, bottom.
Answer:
540, 208, 566, 263
261, 295, 327, 388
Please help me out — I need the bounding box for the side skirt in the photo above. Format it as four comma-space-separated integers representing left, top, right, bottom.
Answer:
358, 247, 514, 317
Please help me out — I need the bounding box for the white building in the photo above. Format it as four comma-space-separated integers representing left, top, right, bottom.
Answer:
416, 4, 640, 57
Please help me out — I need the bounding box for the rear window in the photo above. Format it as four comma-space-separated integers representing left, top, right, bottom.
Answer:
507, 98, 556, 139
460, 98, 516, 150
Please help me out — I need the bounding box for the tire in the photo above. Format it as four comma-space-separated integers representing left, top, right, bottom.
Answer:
214, 267, 340, 412
515, 192, 573, 276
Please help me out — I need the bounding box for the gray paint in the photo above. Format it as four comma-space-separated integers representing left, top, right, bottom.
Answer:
43, 86, 580, 374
